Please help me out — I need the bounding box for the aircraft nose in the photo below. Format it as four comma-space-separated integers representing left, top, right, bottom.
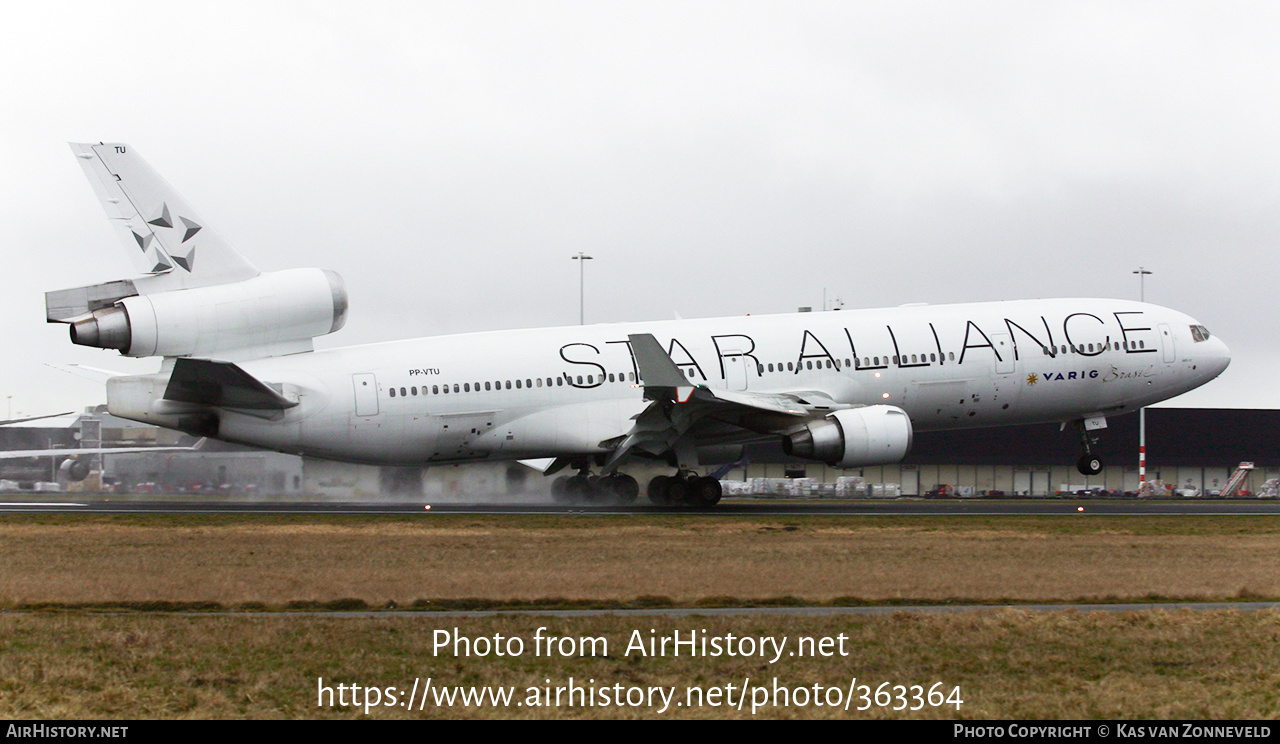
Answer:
1204, 335, 1231, 378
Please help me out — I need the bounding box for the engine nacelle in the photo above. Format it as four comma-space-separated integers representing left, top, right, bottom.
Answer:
783, 405, 913, 468
59, 457, 91, 482
68, 268, 347, 358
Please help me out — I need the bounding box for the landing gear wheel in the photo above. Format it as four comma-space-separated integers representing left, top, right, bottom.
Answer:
688, 476, 723, 506
582, 474, 603, 502
647, 475, 671, 505
551, 476, 572, 503
1077, 455, 1103, 476
611, 474, 639, 503
662, 476, 688, 505
564, 474, 591, 501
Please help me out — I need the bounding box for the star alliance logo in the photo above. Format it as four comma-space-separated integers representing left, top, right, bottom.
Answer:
1026, 373, 1038, 386
128, 201, 201, 273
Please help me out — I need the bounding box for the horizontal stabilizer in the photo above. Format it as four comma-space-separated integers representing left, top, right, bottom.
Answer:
164, 358, 297, 410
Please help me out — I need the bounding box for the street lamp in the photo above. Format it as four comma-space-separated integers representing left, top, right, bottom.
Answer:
1134, 267, 1152, 490
571, 253, 593, 325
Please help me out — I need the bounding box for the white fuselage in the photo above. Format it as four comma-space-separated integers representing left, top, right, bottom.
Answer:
139, 297, 1230, 467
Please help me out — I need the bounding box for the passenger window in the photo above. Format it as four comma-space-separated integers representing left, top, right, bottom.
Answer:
464, 383, 470, 392
432, 385, 438, 394
526, 379, 532, 388
390, 388, 396, 398
453, 384, 459, 393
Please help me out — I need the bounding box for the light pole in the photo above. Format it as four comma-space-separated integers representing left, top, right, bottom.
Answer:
1134, 267, 1152, 491
572, 253, 593, 325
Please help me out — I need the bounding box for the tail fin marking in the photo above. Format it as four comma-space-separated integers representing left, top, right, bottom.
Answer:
70, 143, 259, 290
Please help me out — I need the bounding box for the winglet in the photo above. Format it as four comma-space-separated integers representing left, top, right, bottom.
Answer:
627, 333, 696, 402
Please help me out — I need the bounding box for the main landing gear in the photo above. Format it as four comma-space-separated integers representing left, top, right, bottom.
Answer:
550, 471, 640, 504
647, 472, 723, 507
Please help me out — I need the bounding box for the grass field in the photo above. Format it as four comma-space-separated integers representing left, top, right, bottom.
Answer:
2, 510, 1278, 718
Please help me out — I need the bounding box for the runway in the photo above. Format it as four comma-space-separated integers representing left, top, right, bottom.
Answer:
3, 496, 1280, 515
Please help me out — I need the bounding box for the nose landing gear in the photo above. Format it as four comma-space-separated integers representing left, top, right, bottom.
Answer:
1077, 453, 1104, 476
1075, 418, 1105, 476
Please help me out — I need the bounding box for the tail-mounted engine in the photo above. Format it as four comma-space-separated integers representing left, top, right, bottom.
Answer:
783, 405, 913, 468
47, 268, 347, 359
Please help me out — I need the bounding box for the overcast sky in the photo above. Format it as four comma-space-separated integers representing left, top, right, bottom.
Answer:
2, 1, 1276, 417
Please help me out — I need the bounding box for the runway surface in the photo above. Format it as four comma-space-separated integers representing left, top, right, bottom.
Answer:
3, 496, 1280, 515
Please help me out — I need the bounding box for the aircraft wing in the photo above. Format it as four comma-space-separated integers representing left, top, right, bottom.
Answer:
598, 334, 833, 472
0, 412, 76, 426
627, 333, 808, 414
0, 441, 204, 459
164, 358, 297, 411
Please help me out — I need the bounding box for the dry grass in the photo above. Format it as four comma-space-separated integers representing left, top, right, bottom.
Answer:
4, 512, 1280, 719
3, 611, 1279, 719
0, 514, 1278, 606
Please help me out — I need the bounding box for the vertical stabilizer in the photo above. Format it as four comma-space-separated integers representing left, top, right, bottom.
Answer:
70, 142, 259, 290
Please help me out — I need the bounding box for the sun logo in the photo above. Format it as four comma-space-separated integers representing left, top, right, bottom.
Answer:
1026, 373, 1038, 386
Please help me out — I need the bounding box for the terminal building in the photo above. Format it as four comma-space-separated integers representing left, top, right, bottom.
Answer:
1, 407, 1275, 498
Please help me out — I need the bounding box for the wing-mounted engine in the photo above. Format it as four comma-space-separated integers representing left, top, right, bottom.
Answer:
48, 268, 347, 360
783, 405, 913, 468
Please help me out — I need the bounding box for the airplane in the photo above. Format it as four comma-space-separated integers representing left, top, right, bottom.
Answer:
43, 142, 1231, 505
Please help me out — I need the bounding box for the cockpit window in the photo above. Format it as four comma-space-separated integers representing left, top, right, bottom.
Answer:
1190, 325, 1211, 342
